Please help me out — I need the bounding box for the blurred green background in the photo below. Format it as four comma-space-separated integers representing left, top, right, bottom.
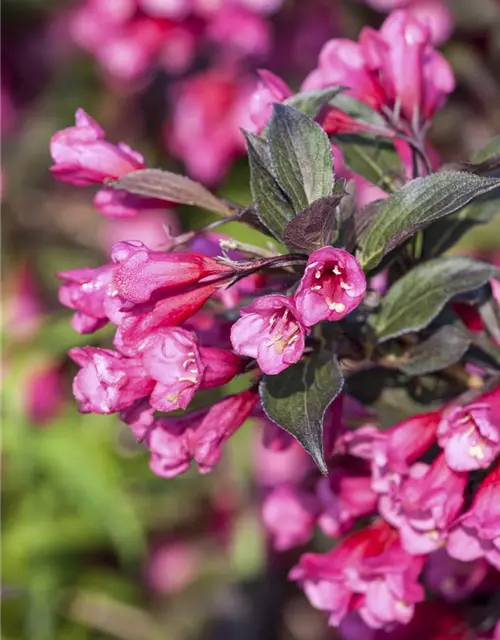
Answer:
2, 1, 500, 639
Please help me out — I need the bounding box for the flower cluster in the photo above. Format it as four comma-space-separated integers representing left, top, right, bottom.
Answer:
53, 5, 500, 638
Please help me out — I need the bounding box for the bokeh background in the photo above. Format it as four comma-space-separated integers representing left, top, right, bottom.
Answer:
2, 1, 500, 638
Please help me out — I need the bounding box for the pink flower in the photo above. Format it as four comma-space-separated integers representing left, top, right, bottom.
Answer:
198, 347, 245, 389
111, 240, 232, 305
447, 462, 500, 571
69, 346, 155, 414
112, 280, 222, 356
25, 361, 64, 425
424, 548, 488, 602
290, 520, 425, 629
294, 247, 366, 327
141, 328, 204, 412
437, 387, 500, 471
58, 265, 113, 334
50, 109, 172, 217
248, 69, 292, 134
230, 294, 306, 375
360, 11, 454, 122
317, 459, 378, 537
206, 6, 271, 59
338, 410, 440, 494
262, 484, 319, 551
379, 454, 468, 554
50, 109, 144, 186
147, 388, 258, 476
301, 39, 386, 111
167, 69, 253, 184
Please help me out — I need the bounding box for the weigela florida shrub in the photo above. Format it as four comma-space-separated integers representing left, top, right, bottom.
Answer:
51, 9, 500, 637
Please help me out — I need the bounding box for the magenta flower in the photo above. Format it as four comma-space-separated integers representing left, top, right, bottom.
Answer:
147, 388, 258, 477
290, 520, 424, 629
111, 240, 232, 305
379, 454, 468, 555
50, 109, 144, 186
447, 462, 500, 571
248, 69, 292, 134
301, 38, 386, 111
359, 10, 455, 121
437, 387, 500, 471
294, 247, 366, 327
112, 281, 223, 356
69, 346, 155, 414
316, 459, 378, 537
141, 328, 204, 412
25, 362, 64, 425
230, 294, 306, 375
262, 484, 319, 551
198, 347, 245, 389
58, 265, 113, 334
338, 410, 441, 494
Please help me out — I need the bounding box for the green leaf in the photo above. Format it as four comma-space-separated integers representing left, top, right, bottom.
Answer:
260, 352, 343, 474
373, 256, 499, 342
268, 104, 334, 212
282, 194, 342, 252
358, 171, 500, 271
383, 324, 471, 375
243, 131, 295, 240
332, 133, 399, 190
109, 169, 233, 216
283, 86, 347, 118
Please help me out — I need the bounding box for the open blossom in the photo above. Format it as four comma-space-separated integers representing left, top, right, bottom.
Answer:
230, 294, 306, 375
447, 462, 500, 570
379, 454, 467, 555
437, 387, 500, 471
167, 69, 253, 184
58, 265, 113, 334
248, 69, 292, 134
262, 485, 319, 551
147, 389, 258, 477
294, 247, 366, 327
316, 459, 378, 537
290, 520, 425, 629
338, 410, 441, 494
69, 346, 155, 414
141, 328, 204, 412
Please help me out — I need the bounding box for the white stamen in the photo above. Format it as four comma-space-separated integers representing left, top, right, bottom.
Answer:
332, 265, 341, 275
340, 281, 352, 290
327, 301, 346, 313
315, 269, 322, 279
311, 285, 322, 291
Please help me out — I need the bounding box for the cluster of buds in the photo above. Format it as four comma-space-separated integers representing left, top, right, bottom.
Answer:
51, 6, 500, 638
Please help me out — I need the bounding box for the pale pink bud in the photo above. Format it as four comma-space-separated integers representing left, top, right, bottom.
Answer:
294, 247, 366, 327
230, 294, 307, 375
